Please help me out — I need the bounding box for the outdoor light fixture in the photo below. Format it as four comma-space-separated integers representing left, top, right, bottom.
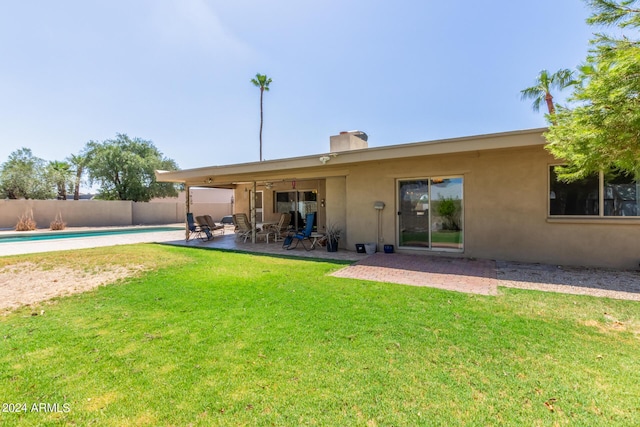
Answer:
319, 155, 331, 164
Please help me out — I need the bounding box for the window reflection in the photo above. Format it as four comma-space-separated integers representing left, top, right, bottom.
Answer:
604, 171, 639, 216
549, 167, 639, 216
549, 168, 599, 215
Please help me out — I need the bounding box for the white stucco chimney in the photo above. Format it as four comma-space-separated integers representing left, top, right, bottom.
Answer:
330, 130, 368, 152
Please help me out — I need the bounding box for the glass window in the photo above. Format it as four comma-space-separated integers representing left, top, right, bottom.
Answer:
604, 171, 639, 216
275, 191, 296, 214
549, 166, 639, 217
274, 191, 317, 215
549, 167, 599, 216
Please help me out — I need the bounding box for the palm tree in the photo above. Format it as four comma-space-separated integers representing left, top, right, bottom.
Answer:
47, 160, 73, 200
67, 153, 87, 200
251, 73, 272, 161
520, 69, 576, 118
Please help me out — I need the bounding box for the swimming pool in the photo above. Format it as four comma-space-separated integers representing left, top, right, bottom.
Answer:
0, 226, 184, 243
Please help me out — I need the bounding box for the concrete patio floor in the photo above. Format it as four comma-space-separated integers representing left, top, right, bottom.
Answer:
165, 229, 365, 262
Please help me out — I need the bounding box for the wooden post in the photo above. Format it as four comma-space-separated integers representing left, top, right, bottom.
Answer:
185, 184, 190, 241
251, 181, 257, 243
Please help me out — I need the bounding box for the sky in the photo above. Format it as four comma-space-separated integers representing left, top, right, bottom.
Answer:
0, 0, 597, 171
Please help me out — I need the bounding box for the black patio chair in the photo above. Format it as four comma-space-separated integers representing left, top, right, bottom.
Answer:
186, 212, 211, 241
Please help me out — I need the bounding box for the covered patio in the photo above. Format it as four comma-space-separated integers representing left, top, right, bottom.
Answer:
164, 227, 363, 262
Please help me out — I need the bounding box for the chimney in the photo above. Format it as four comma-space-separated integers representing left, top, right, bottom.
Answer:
330, 130, 368, 152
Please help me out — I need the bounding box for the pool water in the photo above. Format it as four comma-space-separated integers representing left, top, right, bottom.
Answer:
0, 226, 183, 243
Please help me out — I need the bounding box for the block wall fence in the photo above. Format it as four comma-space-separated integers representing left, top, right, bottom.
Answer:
0, 200, 232, 229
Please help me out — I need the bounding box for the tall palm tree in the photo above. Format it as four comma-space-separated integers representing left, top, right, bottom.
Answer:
67, 153, 87, 200
520, 69, 576, 118
251, 73, 272, 161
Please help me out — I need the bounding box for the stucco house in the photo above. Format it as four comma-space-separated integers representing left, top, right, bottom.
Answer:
155, 128, 639, 269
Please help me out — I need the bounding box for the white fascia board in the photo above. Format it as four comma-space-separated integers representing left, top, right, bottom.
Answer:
155, 128, 547, 183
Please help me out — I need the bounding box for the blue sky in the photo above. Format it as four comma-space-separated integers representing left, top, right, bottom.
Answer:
0, 0, 594, 170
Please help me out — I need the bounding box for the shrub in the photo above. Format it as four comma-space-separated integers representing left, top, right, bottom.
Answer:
15, 210, 37, 231
50, 212, 66, 230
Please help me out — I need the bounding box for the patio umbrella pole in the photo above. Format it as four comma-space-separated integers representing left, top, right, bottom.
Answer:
376, 209, 381, 251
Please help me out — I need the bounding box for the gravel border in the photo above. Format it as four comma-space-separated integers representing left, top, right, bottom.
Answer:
496, 260, 640, 301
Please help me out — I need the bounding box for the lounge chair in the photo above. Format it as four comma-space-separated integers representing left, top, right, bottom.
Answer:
232, 213, 255, 243
284, 212, 315, 250
195, 215, 214, 240
202, 215, 225, 236
233, 213, 272, 243
186, 212, 211, 241
269, 212, 291, 242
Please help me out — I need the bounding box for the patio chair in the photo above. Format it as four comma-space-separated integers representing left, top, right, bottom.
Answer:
202, 215, 225, 237
284, 212, 315, 250
269, 212, 291, 242
232, 213, 255, 243
232, 213, 272, 243
186, 212, 211, 241
195, 215, 214, 241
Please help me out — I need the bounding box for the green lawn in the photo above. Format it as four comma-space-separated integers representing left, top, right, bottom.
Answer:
1, 245, 639, 426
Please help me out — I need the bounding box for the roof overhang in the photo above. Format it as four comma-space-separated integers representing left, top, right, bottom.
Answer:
156, 128, 548, 187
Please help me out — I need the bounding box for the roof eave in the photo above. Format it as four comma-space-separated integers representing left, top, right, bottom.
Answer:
155, 127, 548, 184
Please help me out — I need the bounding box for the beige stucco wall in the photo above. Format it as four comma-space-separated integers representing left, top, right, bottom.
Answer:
132, 202, 185, 224
153, 188, 233, 204
188, 203, 233, 222
0, 200, 189, 228
0, 200, 134, 228
325, 176, 346, 248
343, 145, 640, 269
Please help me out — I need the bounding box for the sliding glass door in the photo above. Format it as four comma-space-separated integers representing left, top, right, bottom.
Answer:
274, 190, 318, 230
398, 177, 463, 251
398, 180, 430, 247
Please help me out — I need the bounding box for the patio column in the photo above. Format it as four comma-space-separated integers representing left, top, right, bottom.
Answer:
185, 184, 190, 241
251, 181, 257, 243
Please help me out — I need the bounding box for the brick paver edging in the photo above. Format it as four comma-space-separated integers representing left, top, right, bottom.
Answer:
331, 253, 498, 295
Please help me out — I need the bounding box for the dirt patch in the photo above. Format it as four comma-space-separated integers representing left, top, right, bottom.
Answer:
0, 262, 142, 313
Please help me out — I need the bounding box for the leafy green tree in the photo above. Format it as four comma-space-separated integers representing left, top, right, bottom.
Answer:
84, 134, 179, 202
47, 160, 74, 200
0, 148, 56, 199
545, 0, 640, 180
520, 69, 576, 117
251, 73, 272, 161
